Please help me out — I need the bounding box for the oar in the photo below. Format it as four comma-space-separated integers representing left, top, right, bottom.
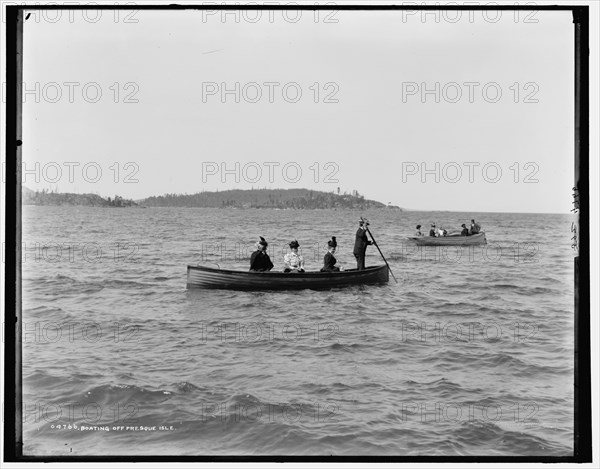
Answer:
361, 217, 398, 283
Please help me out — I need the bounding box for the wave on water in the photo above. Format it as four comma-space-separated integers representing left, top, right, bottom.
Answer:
451, 420, 572, 456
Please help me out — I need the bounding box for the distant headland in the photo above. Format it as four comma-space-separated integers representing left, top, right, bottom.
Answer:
142, 189, 402, 210
23, 187, 403, 210
23, 187, 139, 207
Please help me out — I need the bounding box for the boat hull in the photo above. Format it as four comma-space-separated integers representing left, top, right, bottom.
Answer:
407, 232, 487, 246
187, 264, 389, 290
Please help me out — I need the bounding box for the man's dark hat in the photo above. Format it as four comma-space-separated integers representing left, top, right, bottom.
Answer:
327, 236, 337, 248
416, 225, 421, 229
289, 239, 300, 249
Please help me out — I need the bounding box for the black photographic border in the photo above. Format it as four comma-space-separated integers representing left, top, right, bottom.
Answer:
3, 3, 591, 463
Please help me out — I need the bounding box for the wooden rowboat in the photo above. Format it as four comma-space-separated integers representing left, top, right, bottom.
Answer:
407, 232, 487, 246
187, 264, 389, 290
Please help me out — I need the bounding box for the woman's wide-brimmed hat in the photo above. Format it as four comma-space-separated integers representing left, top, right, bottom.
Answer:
327, 236, 337, 248
289, 239, 300, 249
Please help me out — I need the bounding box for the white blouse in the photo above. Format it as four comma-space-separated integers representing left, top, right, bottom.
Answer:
284, 251, 304, 269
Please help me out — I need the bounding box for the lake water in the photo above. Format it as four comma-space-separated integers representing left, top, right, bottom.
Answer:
20, 206, 575, 456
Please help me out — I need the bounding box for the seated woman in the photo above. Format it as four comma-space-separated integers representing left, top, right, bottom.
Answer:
415, 225, 423, 236
460, 224, 470, 236
320, 237, 340, 272
283, 240, 305, 272
249, 236, 274, 272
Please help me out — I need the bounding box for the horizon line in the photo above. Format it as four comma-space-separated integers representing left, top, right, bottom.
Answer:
21, 186, 573, 215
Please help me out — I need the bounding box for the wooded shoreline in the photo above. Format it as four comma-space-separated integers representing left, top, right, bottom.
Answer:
23, 188, 403, 210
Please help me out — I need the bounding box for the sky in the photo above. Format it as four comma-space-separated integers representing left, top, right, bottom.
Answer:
15, 5, 578, 213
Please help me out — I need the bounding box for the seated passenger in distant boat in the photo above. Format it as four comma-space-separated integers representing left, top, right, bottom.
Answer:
438, 227, 448, 237
284, 240, 305, 272
249, 236, 274, 272
460, 224, 470, 236
470, 219, 481, 234
415, 225, 423, 236
429, 224, 437, 236
320, 237, 340, 272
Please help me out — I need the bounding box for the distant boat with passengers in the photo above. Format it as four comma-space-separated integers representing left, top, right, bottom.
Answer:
408, 219, 487, 246
407, 231, 487, 246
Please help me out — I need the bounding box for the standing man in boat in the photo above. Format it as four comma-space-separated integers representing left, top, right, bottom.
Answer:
354, 219, 374, 270
249, 236, 274, 272
470, 219, 481, 234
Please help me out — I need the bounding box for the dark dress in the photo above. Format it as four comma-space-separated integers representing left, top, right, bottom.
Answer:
353, 228, 371, 270
320, 252, 339, 272
461, 227, 470, 236
249, 250, 274, 272
429, 229, 436, 237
